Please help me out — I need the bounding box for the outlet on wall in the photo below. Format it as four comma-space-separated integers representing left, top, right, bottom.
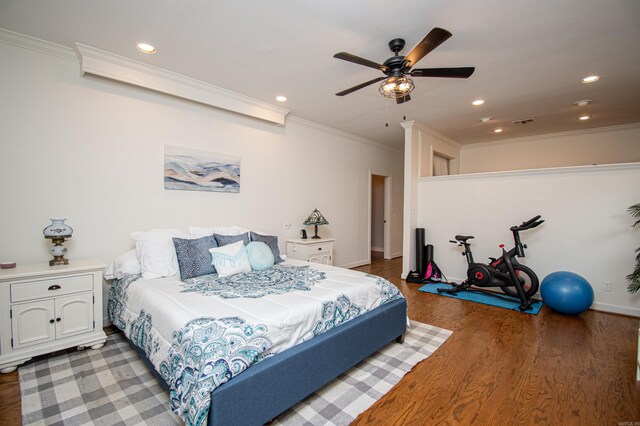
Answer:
603, 281, 612, 292
283, 223, 292, 230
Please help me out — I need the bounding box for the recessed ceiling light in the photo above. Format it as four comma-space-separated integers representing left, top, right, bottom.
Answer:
581, 75, 599, 84
276, 95, 287, 102
136, 43, 156, 54
493, 128, 503, 133
579, 115, 591, 120
575, 99, 591, 107
480, 117, 493, 123
472, 99, 485, 106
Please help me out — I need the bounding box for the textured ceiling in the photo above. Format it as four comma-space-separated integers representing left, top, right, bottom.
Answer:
1, 0, 639, 149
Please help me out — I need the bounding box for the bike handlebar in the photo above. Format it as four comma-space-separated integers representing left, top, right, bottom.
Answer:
510, 215, 544, 232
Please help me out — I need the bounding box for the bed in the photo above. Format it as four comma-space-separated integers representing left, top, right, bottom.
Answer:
106, 230, 407, 426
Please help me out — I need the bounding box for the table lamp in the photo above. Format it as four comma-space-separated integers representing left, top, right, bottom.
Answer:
303, 209, 329, 239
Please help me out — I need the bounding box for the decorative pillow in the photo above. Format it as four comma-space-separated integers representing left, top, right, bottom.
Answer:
131, 229, 188, 279
250, 231, 284, 264
189, 226, 248, 238
214, 232, 250, 247
104, 249, 141, 280
246, 242, 275, 271
173, 235, 218, 280
209, 241, 251, 278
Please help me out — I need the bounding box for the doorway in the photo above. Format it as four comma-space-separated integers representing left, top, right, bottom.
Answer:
369, 172, 391, 261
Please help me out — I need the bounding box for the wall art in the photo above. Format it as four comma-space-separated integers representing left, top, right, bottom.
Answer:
164, 145, 240, 193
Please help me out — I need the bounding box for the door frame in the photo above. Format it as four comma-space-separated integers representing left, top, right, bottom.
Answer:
368, 170, 392, 262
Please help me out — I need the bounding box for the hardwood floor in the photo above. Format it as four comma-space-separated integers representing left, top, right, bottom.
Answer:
353, 256, 640, 425
0, 256, 638, 425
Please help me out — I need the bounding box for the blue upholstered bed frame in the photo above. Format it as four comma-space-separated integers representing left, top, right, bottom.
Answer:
132, 297, 407, 426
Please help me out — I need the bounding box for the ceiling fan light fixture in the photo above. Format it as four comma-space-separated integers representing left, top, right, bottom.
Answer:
379, 76, 414, 99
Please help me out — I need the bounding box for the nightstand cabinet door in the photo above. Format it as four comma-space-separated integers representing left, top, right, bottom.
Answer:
56, 293, 93, 339
308, 253, 332, 264
11, 300, 55, 349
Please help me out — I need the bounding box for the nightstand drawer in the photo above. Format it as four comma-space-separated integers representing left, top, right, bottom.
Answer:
310, 243, 332, 254
11, 274, 93, 303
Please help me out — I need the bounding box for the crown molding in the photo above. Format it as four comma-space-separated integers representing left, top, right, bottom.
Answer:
399, 120, 461, 148
0, 28, 290, 125
0, 28, 76, 61
461, 122, 640, 150
74, 43, 289, 125
287, 115, 403, 153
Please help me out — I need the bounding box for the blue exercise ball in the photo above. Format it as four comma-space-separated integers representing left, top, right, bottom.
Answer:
540, 271, 594, 315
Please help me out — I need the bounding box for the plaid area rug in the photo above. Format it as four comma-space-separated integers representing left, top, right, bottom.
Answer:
20, 321, 451, 426
19, 335, 181, 425
274, 321, 452, 425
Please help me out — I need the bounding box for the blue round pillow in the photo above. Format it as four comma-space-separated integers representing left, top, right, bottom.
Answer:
540, 271, 594, 315
246, 241, 275, 271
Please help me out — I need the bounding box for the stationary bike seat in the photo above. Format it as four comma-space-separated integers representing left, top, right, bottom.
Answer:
455, 235, 474, 242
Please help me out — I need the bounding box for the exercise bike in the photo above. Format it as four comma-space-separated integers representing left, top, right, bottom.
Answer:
438, 215, 544, 311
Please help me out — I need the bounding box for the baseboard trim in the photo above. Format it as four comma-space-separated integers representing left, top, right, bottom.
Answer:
391, 251, 403, 259
371, 247, 383, 253
341, 260, 371, 269
591, 302, 640, 318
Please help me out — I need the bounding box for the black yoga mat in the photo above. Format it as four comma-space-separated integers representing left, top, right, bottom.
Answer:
416, 228, 425, 276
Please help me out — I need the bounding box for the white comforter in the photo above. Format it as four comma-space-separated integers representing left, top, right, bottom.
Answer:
108, 259, 403, 426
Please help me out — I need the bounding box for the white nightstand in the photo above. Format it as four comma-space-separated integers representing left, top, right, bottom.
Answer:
286, 238, 335, 265
0, 259, 107, 373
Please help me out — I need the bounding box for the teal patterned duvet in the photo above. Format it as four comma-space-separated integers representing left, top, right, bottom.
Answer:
108, 260, 403, 426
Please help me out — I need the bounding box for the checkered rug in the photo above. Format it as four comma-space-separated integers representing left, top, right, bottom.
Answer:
20, 321, 451, 426
19, 335, 181, 426
274, 321, 452, 425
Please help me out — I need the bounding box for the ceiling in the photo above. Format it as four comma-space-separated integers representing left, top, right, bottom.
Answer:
1, 0, 639, 149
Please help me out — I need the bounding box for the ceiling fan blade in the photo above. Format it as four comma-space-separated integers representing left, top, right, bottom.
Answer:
333, 52, 389, 72
411, 67, 475, 78
403, 27, 452, 69
335, 76, 387, 96
396, 94, 411, 104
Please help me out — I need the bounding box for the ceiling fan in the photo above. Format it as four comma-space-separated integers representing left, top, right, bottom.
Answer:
333, 27, 475, 104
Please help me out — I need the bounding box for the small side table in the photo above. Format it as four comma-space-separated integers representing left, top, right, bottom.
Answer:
286, 238, 335, 266
0, 259, 107, 373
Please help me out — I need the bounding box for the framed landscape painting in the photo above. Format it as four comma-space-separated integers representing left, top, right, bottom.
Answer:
164, 145, 240, 193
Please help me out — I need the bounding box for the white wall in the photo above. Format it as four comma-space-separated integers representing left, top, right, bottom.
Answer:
460, 124, 640, 174
0, 39, 404, 271
416, 163, 640, 316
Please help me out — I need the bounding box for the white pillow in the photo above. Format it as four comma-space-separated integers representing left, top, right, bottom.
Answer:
131, 228, 188, 279
208, 240, 251, 278
104, 250, 141, 280
189, 226, 248, 238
